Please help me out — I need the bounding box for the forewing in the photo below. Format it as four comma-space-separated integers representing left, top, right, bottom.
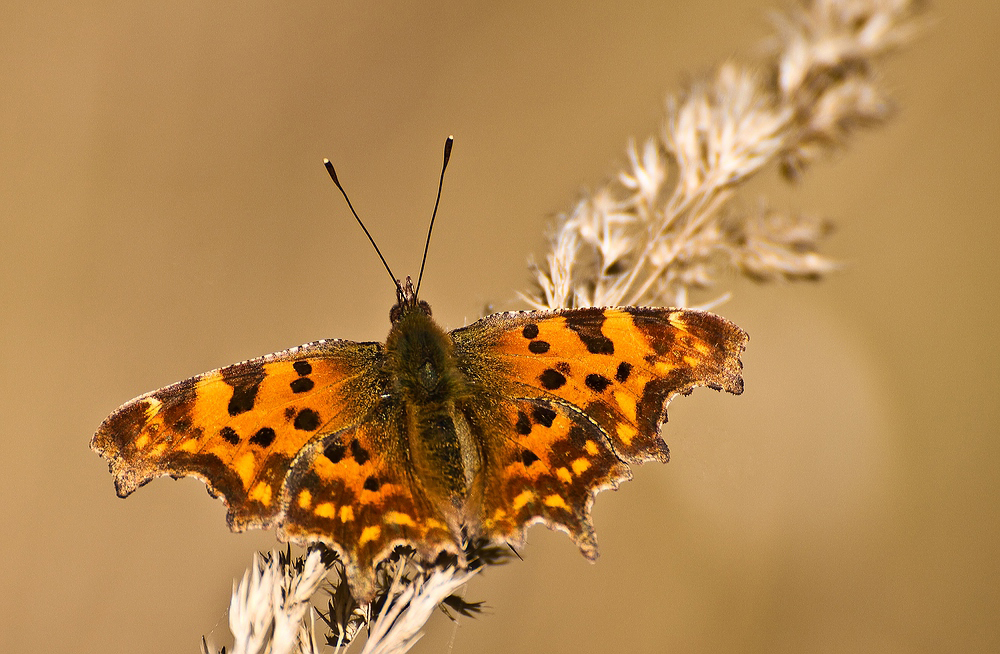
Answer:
91, 338, 383, 531
452, 306, 748, 464
278, 401, 460, 601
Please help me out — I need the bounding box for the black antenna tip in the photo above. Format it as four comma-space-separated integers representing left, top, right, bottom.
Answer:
443, 135, 454, 166
323, 155, 399, 290
323, 159, 341, 188
415, 135, 455, 296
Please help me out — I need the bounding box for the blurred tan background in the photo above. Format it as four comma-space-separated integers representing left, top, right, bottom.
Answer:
2, 1, 998, 652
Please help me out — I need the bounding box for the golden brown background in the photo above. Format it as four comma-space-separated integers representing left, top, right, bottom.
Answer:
2, 1, 997, 652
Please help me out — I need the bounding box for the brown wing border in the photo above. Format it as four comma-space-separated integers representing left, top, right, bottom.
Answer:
91, 337, 384, 531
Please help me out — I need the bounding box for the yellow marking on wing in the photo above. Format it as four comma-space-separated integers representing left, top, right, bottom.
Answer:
135, 434, 150, 449
544, 494, 569, 509
513, 490, 535, 511
693, 340, 710, 354
150, 443, 167, 457
571, 458, 590, 475
614, 390, 636, 420
683, 355, 700, 368
385, 511, 416, 527
178, 439, 198, 453
359, 525, 381, 546
616, 422, 637, 446
584, 440, 599, 455
297, 489, 312, 509
143, 398, 162, 419
426, 518, 447, 530
556, 467, 572, 483
492, 508, 507, 522
654, 361, 674, 375
315, 502, 336, 518
339, 506, 354, 523
248, 481, 272, 506
234, 452, 256, 486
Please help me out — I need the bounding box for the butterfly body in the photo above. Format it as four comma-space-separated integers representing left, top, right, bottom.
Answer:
381, 299, 475, 520
93, 280, 748, 600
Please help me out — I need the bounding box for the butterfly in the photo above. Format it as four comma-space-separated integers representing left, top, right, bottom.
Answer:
92, 140, 748, 601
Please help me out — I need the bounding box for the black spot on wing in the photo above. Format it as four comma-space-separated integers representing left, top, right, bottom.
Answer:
531, 405, 556, 428
515, 411, 532, 435
528, 340, 550, 354
363, 475, 381, 492
564, 308, 614, 354
222, 362, 266, 417
290, 377, 315, 393
521, 449, 540, 467
227, 388, 257, 416
249, 427, 276, 448
292, 360, 312, 376
585, 373, 612, 393
351, 439, 370, 465
539, 368, 566, 390
219, 426, 240, 445
615, 361, 632, 383
323, 442, 346, 464
293, 408, 321, 431
522, 324, 539, 339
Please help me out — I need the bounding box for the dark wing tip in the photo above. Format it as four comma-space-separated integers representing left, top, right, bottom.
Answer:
686, 310, 748, 396
721, 320, 749, 396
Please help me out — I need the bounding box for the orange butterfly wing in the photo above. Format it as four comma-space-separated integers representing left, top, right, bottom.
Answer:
94, 304, 747, 599
93, 337, 466, 599
92, 338, 384, 531
279, 403, 460, 600
451, 306, 747, 554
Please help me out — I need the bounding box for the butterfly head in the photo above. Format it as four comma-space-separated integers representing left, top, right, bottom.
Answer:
390, 276, 432, 324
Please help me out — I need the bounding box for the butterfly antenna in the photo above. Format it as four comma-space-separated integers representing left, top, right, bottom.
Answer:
415, 135, 454, 297
324, 158, 400, 291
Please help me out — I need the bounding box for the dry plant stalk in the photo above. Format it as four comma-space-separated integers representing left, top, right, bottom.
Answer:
204, 0, 926, 652
526, 0, 925, 311
202, 547, 493, 654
